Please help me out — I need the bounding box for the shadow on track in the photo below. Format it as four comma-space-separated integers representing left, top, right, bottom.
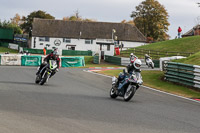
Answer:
0, 81, 36, 86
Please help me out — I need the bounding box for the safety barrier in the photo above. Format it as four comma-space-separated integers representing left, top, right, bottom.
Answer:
61, 56, 85, 67
0, 42, 9, 47
105, 55, 159, 68
164, 62, 200, 89
93, 55, 100, 64
0, 54, 85, 67
23, 48, 52, 54
105, 55, 121, 65
0, 54, 22, 65
21, 55, 42, 66
62, 50, 92, 56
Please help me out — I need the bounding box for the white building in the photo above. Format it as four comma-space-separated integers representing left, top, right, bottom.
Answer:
31, 18, 146, 57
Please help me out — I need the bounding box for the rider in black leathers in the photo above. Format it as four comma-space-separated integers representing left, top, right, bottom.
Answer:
36, 48, 60, 77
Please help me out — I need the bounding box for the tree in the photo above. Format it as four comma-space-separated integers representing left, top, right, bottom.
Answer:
10, 13, 21, 26
0, 20, 23, 34
63, 10, 96, 22
131, 0, 170, 41
20, 10, 55, 35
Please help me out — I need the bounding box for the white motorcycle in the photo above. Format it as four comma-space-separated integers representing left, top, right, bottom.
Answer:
145, 57, 154, 69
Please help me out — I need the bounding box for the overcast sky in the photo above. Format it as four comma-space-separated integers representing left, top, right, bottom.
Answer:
1, 0, 200, 39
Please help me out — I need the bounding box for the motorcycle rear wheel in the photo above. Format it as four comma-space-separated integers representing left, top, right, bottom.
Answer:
110, 87, 118, 99
124, 85, 136, 101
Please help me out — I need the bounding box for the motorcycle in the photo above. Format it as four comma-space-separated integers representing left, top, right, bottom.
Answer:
145, 57, 154, 69
110, 70, 142, 101
35, 60, 58, 85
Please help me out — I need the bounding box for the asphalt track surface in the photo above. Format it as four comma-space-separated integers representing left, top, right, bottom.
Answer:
0, 66, 200, 133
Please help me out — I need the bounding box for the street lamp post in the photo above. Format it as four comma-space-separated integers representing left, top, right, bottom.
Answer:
112, 29, 116, 44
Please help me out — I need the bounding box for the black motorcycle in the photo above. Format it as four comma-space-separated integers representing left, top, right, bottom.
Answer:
35, 60, 57, 85
110, 70, 142, 101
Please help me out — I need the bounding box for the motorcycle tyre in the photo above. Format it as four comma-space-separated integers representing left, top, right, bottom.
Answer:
39, 72, 48, 85
124, 86, 136, 102
35, 74, 41, 84
110, 87, 118, 99
150, 63, 154, 69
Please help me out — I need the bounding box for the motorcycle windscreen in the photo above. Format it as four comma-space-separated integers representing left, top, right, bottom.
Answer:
49, 60, 57, 69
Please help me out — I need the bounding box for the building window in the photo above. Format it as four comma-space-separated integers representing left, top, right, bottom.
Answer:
39, 37, 49, 42
46, 44, 50, 47
40, 43, 43, 45
63, 38, 71, 43
107, 45, 110, 51
68, 46, 75, 50
85, 39, 93, 44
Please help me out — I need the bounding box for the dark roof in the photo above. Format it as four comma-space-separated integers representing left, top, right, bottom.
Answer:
32, 18, 146, 42
182, 25, 200, 36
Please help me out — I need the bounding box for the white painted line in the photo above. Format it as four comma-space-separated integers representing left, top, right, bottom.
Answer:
141, 85, 200, 104
83, 70, 200, 104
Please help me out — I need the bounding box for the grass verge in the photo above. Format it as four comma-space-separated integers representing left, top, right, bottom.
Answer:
0, 47, 18, 54
96, 70, 200, 98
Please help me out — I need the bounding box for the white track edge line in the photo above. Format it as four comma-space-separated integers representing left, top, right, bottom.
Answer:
83, 70, 200, 104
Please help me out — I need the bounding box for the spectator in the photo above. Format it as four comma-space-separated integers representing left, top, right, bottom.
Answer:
178, 27, 182, 38
43, 47, 46, 55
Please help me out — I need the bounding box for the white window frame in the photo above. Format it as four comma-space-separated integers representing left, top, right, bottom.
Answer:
39, 37, 49, 42
63, 38, 71, 43
85, 39, 93, 44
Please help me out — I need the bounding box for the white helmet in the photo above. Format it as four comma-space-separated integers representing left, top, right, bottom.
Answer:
133, 59, 142, 69
130, 53, 134, 56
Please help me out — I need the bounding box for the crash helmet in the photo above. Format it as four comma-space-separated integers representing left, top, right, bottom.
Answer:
52, 48, 59, 59
133, 59, 142, 70
130, 53, 134, 57
53, 48, 59, 55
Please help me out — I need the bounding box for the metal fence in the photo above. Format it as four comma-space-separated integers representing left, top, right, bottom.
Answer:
120, 48, 193, 59
164, 62, 200, 90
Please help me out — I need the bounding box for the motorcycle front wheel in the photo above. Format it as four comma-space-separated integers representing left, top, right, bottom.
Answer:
124, 85, 136, 101
35, 74, 41, 84
39, 72, 49, 85
150, 63, 154, 69
110, 87, 118, 99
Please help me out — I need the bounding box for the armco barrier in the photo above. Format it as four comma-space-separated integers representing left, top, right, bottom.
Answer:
164, 62, 200, 89
21, 55, 42, 66
61, 56, 85, 67
0, 54, 21, 65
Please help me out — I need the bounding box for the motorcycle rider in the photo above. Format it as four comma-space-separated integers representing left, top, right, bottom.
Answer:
36, 48, 60, 78
116, 56, 143, 88
130, 53, 137, 62
145, 54, 151, 65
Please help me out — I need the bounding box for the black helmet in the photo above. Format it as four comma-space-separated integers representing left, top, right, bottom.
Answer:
53, 48, 59, 56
